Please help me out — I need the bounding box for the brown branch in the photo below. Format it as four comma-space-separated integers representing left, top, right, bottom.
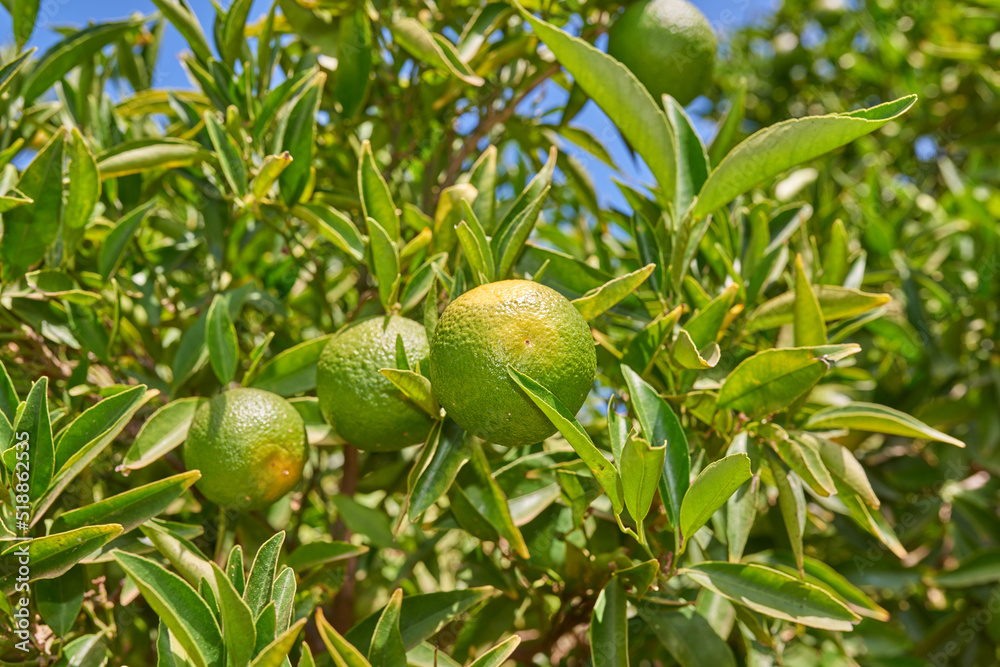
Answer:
331, 444, 360, 632
437, 63, 562, 200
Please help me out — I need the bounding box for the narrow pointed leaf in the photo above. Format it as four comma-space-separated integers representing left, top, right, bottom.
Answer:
589, 577, 628, 667
573, 264, 655, 321
113, 550, 222, 667
514, 3, 676, 200
622, 365, 689, 528
693, 96, 916, 217
680, 562, 861, 631
793, 254, 826, 347
119, 397, 205, 471
679, 454, 751, 552
508, 366, 623, 515
806, 402, 965, 448
717, 345, 860, 418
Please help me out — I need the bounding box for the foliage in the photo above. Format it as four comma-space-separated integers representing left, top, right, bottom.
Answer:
0, 0, 988, 664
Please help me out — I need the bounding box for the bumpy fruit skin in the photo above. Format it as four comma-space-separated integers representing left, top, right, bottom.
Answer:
607, 0, 717, 106
316, 315, 433, 451
429, 280, 596, 447
183, 388, 307, 510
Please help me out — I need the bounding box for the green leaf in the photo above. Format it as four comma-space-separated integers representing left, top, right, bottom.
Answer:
507, 366, 624, 516
97, 138, 211, 179
346, 587, 494, 654
212, 562, 256, 667
493, 147, 555, 241
390, 18, 484, 86
692, 96, 916, 218
220, 0, 253, 65
455, 441, 529, 558
251, 618, 308, 667
368, 588, 407, 667
0, 129, 64, 281
207, 294, 239, 384
359, 140, 400, 242
468, 636, 521, 667
805, 402, 965, 448
11, 377, 55, 502
98, 200, 158, 280
0, 49, 34, 96
589, 577, 628, 667
407, 421, 470, 521
249, 335, 334, 397
336, 9, 373, 118
244, 532, 285, 619
465, 145, 498, 232
280, 74, 324, 206
745, 550, 889, 621
51, 470, 199, 535
514, 3, 676, 201
639, 605, 737, 667
120, 397, 205, 471
573, 264, 655, 321
0, 525, 123, 593
456, 220, 493, 285
378, 368, 439, 417
317, 608, 372, 667
149, 0, 213, 63
621, 307, 683, 377
821, 219, 850, 286
766, 450, 805, 576
203, 111, 248, 197
52, 633, 109, 667
839, 491, 906, 559
793, 254, 826, 347
113, 550, 222, 667
684, 283, 738, 350
680, 562, 861, 631
12, 0, 40, 49
227, 545, 245, 596
745, 285, 891, 333
708, 80, 746, 165
368, 217, 401, 310
679, 454, 751, 553
672, 330, 721, 370
619, 435, 664, 532
0, 189, 32, 213
253, 604, 278, 661
770, 431, 835, 497
64, 127, 101, 243
494, 185, 550, 280
725, 435, 757, 562
717, 345, 860, 418
35, 564, 85, 637
285, 541, 368, 573
252, 152, 293, 200
621, 365, 689, 528
21, 17, 146, 103
140, 522, 215, 591
665, 96, 710, 218
813, 436, 879, 509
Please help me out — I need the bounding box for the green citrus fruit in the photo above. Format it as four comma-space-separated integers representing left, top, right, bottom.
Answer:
607, 0, 717, 106
429, 280, 596, 447
316, 315, 434, 451
183, 388, 307, 510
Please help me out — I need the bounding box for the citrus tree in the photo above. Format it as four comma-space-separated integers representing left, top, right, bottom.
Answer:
0, 0, 982, 664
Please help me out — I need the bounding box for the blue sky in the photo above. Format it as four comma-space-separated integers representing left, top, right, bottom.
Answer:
0, 0, 779, 208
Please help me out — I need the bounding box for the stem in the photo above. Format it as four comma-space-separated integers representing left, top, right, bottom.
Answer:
331, 444, 360, 631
